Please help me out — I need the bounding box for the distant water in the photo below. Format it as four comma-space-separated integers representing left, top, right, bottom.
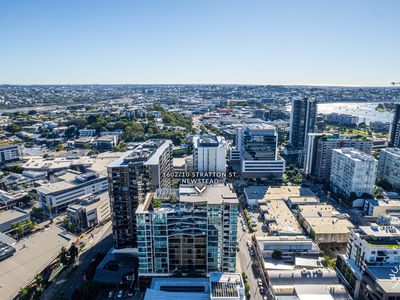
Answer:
317, 102, 393, 124
286, 102, 394, 125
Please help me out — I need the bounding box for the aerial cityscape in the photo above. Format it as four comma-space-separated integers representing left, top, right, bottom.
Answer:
1, 1, 400, 300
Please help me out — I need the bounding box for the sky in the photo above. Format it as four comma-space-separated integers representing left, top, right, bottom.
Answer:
0, 0, 399, 86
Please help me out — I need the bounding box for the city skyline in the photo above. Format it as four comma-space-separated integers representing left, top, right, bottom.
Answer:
1, 0, 400, 86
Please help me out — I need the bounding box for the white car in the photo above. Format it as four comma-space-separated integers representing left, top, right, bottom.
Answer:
246, 241, 251, 247
258, 278, 262, 286
108, 291, 114, 298
117, 290, 124, 298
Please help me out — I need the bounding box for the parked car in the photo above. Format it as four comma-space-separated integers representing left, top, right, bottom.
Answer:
117, 290, 124, 298
108, 290, 114, 298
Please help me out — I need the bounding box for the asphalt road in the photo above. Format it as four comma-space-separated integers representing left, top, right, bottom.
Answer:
42, 223, 113, 300
237, 214, 266, 300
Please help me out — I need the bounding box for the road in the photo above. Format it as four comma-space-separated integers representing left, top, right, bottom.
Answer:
42, 222, 113, 300
237, 213, 266, 300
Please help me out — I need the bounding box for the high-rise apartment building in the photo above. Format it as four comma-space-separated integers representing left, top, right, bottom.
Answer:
136, 184, 238, 278
304, 133, 373, 181
107, 139, 173, 249
389, 104, 400, 148
378, 147, 400, 191
193, 135, 226, 173
330, 148, 377, 198
237, 124, 285, 178
289, 97, 317, 150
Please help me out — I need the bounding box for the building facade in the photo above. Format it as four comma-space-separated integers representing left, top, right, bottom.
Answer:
304, 133, 373, 181
336, 224, 400, 299
389, 104, 400, 148
330, 148, 377, 198
378, 147, 400, 191
66, 192, 111, 231
0, 145, 21, 163
238, 124, 285, 179
288, 97, 317, 150
136, 185, 238, 278
193, 135, 226, 173
107, 140, 173, 249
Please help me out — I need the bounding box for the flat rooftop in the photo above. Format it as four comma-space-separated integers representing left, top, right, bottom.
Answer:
287, 196, 320, 205
333, 148, 376, 162
244, 186, 268, 199
298, 204, 339, 218
0, 209, 29, 226
305, 217, 354, 234
108, 139, 171, 168
262, 186, 316, 201
366, 265, 400, 293
180, 184, 238, 205
359, 224, 400, 238
0, 224, 75, 300
260, 201, 303, 235
137, 184, 238, 214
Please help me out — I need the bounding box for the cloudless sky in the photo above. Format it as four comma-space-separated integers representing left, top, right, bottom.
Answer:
0, 0, 399, 85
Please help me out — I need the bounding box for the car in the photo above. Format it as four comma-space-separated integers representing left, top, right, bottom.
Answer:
246, 241, 251, 247
258, 278, 262, 286
107, 290, 114, 298
117, 290, 124, 298
250, 250, 254, 256
259, 286, 264, 293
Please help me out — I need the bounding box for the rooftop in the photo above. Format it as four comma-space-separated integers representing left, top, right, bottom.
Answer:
0, 209, 29, 226
137, 184, 238, 214
332, 148, 376, 162
260, 201, 303, 235
262, 186, 316, 202
108, 139, 172, 167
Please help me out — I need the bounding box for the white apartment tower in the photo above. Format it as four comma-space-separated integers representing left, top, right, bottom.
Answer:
330, 148, 377, 198
193, 135, 227, 173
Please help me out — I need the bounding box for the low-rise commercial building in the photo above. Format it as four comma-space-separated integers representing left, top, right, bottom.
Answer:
66, 192, 110, 231
0, 208, 30, 233
243, 186, 267, 206
260, 201, 303, 236
95, 135, 118, 152
255, 235, 319, 257
298, 204, 354, 244
144, 272, 245, 300
0, 145, 21, 163
36, 152, 122, 212
363, 198, 400, 218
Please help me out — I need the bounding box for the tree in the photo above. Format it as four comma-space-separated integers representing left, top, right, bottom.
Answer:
69, 244, 79, 265
272, 249, 282, 259
12, 221, 25, 238
373, 186, 384, 199
6, 123, 21, 134
244, 282, 250, 296
59, 246, 70, 266
65, 126, 77, 138
25, 219, 36, 232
